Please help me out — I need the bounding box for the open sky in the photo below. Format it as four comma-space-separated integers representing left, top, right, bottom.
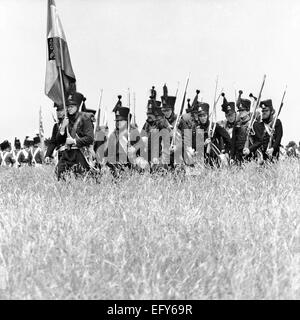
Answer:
0, 0, 299, 145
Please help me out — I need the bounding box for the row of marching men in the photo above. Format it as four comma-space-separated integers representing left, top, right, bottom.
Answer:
0, 135, 44, 167
43, 84, 283, 180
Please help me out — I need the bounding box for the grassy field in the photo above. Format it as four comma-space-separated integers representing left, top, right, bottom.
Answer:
0, 158, 299, 300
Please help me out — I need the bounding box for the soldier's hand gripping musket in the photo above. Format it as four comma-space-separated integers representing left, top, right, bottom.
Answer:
243, 75, 266, 155
264, 86, 286, 159
268, 87, 286, 150
170, 75, 190, 151
206, 80, 223, 155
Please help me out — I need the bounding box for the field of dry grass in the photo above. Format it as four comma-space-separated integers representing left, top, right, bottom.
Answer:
0, 158, 299, 299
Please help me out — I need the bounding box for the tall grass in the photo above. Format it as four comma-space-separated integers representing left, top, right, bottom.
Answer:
0, 158, 299, 299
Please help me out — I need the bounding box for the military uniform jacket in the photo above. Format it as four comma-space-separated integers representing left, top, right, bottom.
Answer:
140, 120, 162, 161
105, 127, 141, 164
0, 151, 15, 166
28, 147, 44, 165
14, 149, 29, 166
46, 121, 63, 158
231, 120, 264, 157
261, 119, 283, 154
56, 112, 94, 149
199, 121, 231, 156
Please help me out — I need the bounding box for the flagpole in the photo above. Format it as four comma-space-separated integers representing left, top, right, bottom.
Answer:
58, 37, 70, 138
39, 106, 45, 156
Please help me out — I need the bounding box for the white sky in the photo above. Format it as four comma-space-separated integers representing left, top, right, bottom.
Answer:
0, 0, 299, 145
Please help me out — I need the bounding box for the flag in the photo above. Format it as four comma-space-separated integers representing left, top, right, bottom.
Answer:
45, 0, 76, 106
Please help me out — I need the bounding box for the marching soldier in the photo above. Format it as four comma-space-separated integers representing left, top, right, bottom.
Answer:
105, 101, 142, 178
29, 135, 44, 166
13, 138, 22, 167
140, 87, 162, 167
56, 92, 94, 180
218, 93, 237, 139
158, 84, 191, 170
0, 140, 15, 167
45, 103, 65, 164
197, 102, 231, 167
231, 97, 264, 163
259, 99, 283, 161
182, 90, 202, 158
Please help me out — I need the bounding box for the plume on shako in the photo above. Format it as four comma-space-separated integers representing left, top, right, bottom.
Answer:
112, 95, 122, 113
185, 98, 192, 113
150, 86, 157, 100
192, 89, 200, 112
161, 84, 176, 110
147, 86, 161, 112
163, 83, 168, 101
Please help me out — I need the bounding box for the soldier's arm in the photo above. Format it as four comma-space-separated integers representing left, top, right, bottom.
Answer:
45, 124, 58, 158
273, 119, 283, 150
215, 124, 231, 150
249, 121, 264, 152
230, 126, 237, 158
56, 125, 67, 145
75, 117, 94, 148
178, 118, 192, 150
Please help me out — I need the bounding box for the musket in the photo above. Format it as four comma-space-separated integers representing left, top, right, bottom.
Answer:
175, 81, 180, 99
267, 85, 287, 150
170, 75, 190, 150
127, 88, 131, 150
95, 89, 103, 135
133, 92, 137, 127
244, 74, 266, 151
206, 89, 223, 154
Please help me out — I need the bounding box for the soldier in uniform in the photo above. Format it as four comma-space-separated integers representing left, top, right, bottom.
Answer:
29, 135, 44, 166
259, 99, 283, 161
197, 102, 231, 167
140, 87, 162, 168
182, 90, 202, 161
56, 92, 94, 180
13, 138, 22, 167
157, 84, 190, 170
105, 102, 139, 178
231, 97, 264, 164
45, 103, 66, 164
94, 124, 109, 166
0, 140, 15, 167
219, 93, 237, 139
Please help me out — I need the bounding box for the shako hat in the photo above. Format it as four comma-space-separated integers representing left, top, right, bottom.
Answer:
112, 95, 122, 113
33, 135, 41, 145
115, 107, 130, 121
66, 92, 86, 107
260, 99, 274, 112
198, 102, 210, 115
221, 93, 236, 114
147, 98, 161, 115
238, 98, 251, 112
0, 140, 10, 151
